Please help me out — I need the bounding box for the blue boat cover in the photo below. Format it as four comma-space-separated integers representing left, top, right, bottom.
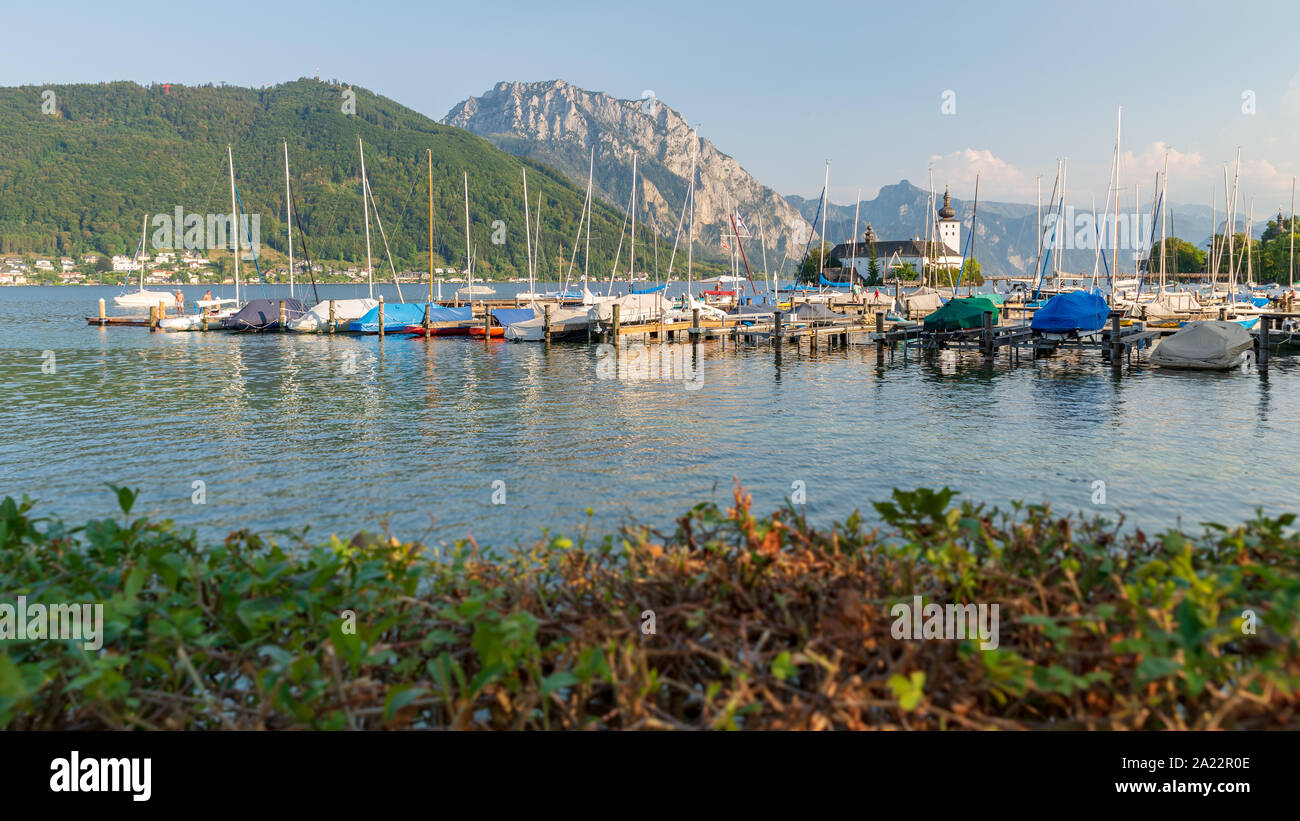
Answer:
818, 274, 853, 288
630, 282, 668, 294
222, 298, 308, 331
348, 303, 471, 333
1030, 290, 1110, 334
490, 308, 536, 326
1250, 296, 1271, 308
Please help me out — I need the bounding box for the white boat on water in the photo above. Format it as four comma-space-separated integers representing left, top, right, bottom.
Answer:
113, 215, 173, 311
458, 285, 495, 296
159, 298, 239, 331
1150, 320, 1254, 370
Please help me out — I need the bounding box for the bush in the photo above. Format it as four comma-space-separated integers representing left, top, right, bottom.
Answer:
0, 485, 1296, 730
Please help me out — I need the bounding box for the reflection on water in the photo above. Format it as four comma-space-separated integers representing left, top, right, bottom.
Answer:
2, 286, 1299, 546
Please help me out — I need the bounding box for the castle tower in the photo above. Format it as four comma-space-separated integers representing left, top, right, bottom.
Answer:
937, 187, 960, 258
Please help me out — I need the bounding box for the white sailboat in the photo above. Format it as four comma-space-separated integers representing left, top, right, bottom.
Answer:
113, 215, 174, 311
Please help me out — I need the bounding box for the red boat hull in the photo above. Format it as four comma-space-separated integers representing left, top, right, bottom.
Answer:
403, 324, 473, 337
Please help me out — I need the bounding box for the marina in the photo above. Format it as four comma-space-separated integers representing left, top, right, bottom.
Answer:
11, 283, 1300, 548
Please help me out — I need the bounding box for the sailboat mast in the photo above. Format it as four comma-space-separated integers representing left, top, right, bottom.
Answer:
463, 171, 472, 298
284, 141, 294, 299
629, 152, 637, 286
1160, 156, 1168, 290
584, 147, 594, 291
138, 214, 148, 292
522, 167, 533, 295
359, 138, 374, 300
228, 144, 240, 305
850, 189, 860, 287
687, 134, 697, 295
1291, 176, 1296, 290
1113, 108, 1121, 297
434, 149, 439, 302
819, 162, 829, 282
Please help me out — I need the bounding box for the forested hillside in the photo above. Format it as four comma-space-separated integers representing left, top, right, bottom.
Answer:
0, 79, 637, 278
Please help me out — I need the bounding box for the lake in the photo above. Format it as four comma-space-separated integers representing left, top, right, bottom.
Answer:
1, 284, 1296, 546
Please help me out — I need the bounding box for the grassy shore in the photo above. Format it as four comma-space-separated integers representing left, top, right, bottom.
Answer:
0, 485, 1296, 730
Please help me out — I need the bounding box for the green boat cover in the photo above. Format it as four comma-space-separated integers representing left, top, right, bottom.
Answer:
923, 296, 1000, 331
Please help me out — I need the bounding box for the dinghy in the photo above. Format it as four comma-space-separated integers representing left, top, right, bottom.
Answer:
1150, 320, 1254, 370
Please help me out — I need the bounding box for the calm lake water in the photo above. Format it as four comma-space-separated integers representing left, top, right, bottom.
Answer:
2, 285, 1297, 546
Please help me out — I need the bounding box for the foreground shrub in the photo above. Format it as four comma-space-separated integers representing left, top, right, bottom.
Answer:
0, 485, 1296, 729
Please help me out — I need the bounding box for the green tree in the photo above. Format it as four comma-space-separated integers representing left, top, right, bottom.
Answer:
797, 242, 841, 283
1145, 237, 1206, 275
933, 259, 982, 287
893, 261, 919, 281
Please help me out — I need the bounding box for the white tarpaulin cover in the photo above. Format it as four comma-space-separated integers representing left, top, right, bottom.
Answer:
902, 287, 945, 316
1150, 320, 1253, 369
288, 298, 379, 332
504, 306, 590, 341
589, 293, 665, 323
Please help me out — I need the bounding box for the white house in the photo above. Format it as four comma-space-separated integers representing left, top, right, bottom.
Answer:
34, 258, 54, 271
111, 255, 134, 271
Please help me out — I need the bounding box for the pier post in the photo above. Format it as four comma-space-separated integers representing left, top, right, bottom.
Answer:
1259, 315, 1270, 368
279, 300, 286, 332
774, 310, 783, 347
544, 304, 553, 344
484, 310, 492, 343
422, 302, 431, 337
149, 305, 158, 331
1110, 313, 1122, 371
1219, 307, 1227, 321
202, 311, 208, 331
981, 310, 994, 357
329, 300, 336, 334
97, 298, 105, 322
610, 304, 619, 346
875, 311, 885, 364
378, 295, 385, 337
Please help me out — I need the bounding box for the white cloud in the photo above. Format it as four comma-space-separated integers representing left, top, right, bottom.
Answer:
927, 148, 1036, 201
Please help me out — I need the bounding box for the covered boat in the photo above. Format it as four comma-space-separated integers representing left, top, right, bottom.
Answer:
468, 307, 536, 338
287, 298, 379, 332
504, 306, 591, 341
1150, 320, 1254, 370
1030, 290, 1110, 335
402, 305, 478, 336
588, 293, 666, 324
922, 296, 1000, 331
349, 303, 471, 333
901, 286, 946, 318
221, 298, 308, 331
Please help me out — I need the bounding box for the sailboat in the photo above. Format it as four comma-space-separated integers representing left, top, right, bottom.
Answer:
589, 153, 665, 324
112, 216, 174, 311
349, 139, 444, 333
289, 143, 377, 331
407, 150, 475, 336
220, 144, 307, 331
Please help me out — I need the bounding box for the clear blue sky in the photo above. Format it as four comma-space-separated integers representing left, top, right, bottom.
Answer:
4, 0, 1297, 210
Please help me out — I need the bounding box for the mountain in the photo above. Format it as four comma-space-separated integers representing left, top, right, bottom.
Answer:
0, 79, 630, 278
442, 80, 811, 263
787, 181, 1264, 277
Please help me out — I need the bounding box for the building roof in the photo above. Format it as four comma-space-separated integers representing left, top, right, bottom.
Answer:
831, 238, 959, 260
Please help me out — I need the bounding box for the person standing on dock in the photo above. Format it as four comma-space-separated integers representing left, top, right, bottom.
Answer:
174, 290, 185, 317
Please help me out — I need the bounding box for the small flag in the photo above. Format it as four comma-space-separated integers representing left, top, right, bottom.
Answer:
734, 209, 748, 234
721, 235, 730, 251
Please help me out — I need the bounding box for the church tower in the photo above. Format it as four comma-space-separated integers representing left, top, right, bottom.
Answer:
937, 187, 960, 257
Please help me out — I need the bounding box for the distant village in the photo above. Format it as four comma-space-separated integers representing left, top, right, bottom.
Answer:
0, 248, 475, 286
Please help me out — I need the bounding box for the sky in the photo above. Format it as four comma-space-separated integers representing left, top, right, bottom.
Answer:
4, 0, 1298, 211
